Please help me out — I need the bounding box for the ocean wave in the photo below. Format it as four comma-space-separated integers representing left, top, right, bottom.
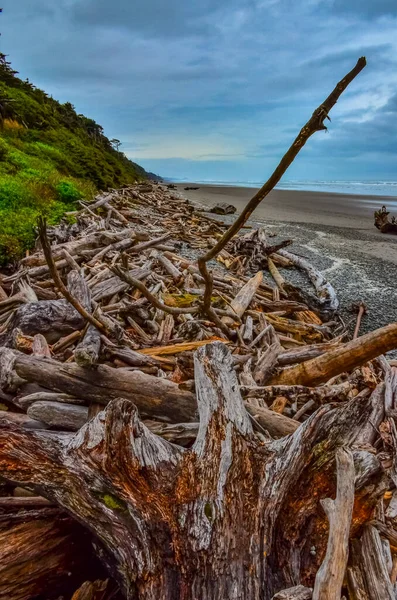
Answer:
173, 178, 397, 197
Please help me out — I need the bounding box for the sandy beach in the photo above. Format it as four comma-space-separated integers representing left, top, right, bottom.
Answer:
174, 183, 397, 338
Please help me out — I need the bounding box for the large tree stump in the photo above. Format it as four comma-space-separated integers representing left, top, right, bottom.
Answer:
0, 343, 388, 599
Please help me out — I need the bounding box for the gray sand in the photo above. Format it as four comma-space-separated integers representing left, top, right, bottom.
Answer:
174, 183, 397, 338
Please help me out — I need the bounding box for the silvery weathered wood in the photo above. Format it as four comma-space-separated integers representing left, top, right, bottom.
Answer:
272, 586, 313, 600
8, 349, 197, 423
313, 448, 355, 600
74, 325, 101, 367
27, 402, 89, 431
0, 271, 91, 346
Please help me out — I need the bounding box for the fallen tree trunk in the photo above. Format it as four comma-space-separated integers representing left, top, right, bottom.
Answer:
2, 348, 197, 423
0, 343, 388, 599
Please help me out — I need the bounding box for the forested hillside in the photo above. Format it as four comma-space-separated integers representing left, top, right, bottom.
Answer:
0, 54, 149, 265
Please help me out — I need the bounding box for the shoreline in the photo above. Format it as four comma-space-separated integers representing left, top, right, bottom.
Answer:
174, 183, 397, 230
172, 182, 397, 342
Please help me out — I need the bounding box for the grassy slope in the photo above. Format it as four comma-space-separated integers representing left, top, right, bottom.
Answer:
0, 55, 148, 265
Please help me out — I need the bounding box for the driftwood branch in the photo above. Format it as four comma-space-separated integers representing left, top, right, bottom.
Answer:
37, 217, 108, 335
111, 265, 200, 315
313, 448, 355, 600
197, 58, 366, 328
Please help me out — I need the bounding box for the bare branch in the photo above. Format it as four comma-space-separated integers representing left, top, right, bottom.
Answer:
37, 217, 108, 335
197, 58, 366, 329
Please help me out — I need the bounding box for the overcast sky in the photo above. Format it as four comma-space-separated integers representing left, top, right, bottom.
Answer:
1, 0, 397, 182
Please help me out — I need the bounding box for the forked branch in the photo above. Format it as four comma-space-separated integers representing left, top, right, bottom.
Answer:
197, 57, 366, 329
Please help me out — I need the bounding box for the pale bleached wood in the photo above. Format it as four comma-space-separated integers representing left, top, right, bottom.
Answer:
272, 586, 312, 600
360, 525, 394, 599
278, 248, 339, 313
27, 401, 89, 431
221, 271, 263, 326
313, 448, 355, 600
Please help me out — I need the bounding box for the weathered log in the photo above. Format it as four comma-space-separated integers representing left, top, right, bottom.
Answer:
221, 270, 263, 326
0, 270, 91, 346
13, 391, 85, 411
210, 202, 236, 215
6, 349, 197, 422
359, 525, 394, 599
271, 322, 397, 387
27, 401, 89, 430
0, 410, 49, 430
0, 342, 386, 600
253, 342, 281, 385
374, 206, 397, 234
245, 402, 299, 437
272, 586, 313, 600
278, 249, 339, 314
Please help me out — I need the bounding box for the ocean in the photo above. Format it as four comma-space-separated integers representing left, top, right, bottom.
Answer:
173, 179, 397, 198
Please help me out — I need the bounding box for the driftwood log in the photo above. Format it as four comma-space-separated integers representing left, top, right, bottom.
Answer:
374, 206, 397, 234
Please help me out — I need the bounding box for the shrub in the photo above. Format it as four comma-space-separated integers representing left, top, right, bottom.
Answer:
0, 138, 9, 161
56, 180, 83, 203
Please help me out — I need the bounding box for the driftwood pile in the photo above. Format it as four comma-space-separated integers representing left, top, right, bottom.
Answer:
3, 57, 397, 600
0, 182, 397, 599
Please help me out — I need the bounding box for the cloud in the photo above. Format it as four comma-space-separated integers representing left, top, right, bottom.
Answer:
1, 0, 397, 181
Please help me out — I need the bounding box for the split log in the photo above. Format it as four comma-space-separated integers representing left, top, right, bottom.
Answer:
353, 525, 395, 599
221, 270, 263, 326
0, 342, 387, 600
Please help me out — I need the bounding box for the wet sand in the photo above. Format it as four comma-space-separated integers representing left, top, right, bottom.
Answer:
173, 183, 397, 341
175, 183, 397, 230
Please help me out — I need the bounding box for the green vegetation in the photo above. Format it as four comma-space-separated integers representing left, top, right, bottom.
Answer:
0, 54, 148, 265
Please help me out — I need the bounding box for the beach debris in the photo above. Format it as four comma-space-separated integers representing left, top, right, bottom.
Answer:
352, 300, 367, 339
3, 57, 397, 600
0, 181, 396, 599
209, 202, 237, 215
374, 205, 397, 234
184, 186, 200, 190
